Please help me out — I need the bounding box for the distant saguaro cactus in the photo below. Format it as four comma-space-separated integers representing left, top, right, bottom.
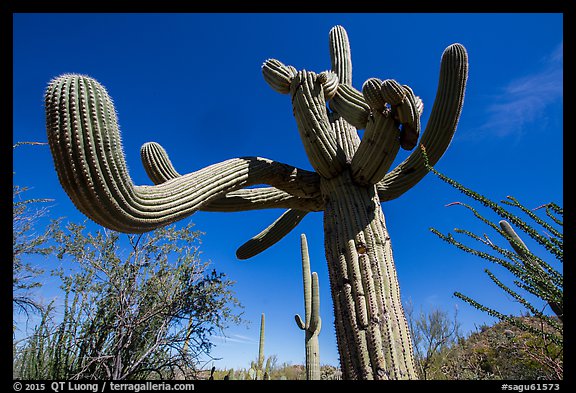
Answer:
295, 234, 321, 380
248, 313, 269, 380
45, 25, 468, 379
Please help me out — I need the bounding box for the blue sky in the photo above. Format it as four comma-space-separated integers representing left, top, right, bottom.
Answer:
13, 13, 563, 370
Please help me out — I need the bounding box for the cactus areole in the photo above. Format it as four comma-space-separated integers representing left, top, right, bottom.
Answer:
45, 26, 468, 379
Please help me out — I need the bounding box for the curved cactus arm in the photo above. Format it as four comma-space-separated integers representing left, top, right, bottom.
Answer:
329, 83, 371, 130
262, 61, 346, 179
204, 189, 322, 212
140, 142, 181, 184
45, 74, 320, 234
295, 314, 306, 330
140, 141, 324, 213
236, 209, 308, 260
376, 43, 468, 202
349, 79, 401, 186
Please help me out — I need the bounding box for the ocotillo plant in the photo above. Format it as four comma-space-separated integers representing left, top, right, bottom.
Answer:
423, 147, 562, 349
295, 234, 321, 380
44, 25, 468, 379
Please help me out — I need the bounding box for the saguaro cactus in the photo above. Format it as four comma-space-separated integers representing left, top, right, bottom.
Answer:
249, 313, 269, 380
44, 25, 468, 379
295, 234, 321, 380
258, 313, 265, 373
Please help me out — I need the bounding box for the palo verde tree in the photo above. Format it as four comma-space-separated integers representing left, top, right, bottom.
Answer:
14, 221, 241, 380
13, 142, 55, 322
44, 25, 468, 379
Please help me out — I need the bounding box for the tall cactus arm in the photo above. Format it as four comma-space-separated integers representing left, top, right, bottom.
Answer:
45, 74, 320, 233
328, 25, 370, 145
140, 141, 324, 212
296, 233, 313, 329
236, 209, 309, 260
376, 43, 468, 201
310, 271, 322, 333
329, 25, 352, 86
326, 26, 362, 164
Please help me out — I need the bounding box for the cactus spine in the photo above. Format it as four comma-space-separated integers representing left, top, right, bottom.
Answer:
45, 25, 468, 379
295, 234, 321, 380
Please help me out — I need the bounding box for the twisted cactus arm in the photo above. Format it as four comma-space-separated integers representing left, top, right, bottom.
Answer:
236, 209, 309, 259
262, 62, 346, 179
376, 43, 468, 201
294, 234, 321, 380
141, 141, 317, 258
45, 74, 320, 233
140, 141, 323, 212
348, 79, 400, 186
328, 43, 467, 192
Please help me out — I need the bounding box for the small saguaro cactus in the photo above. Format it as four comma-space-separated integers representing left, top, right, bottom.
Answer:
44, 24, 468, 379
248, 313, 269, 380
294, 234, 321, 380
258, 313, 265, 376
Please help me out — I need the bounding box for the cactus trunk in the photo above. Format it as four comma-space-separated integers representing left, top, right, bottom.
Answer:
322, 171, 416, 379
305, 331, 320, 380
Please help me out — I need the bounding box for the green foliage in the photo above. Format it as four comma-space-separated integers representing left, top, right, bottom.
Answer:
13, 142, 55, 323
421, 145, 563, 378
405, 300, 461, 379
405, 303, 562, 380
13, 221, 242, 380
434, 317, 562, 380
